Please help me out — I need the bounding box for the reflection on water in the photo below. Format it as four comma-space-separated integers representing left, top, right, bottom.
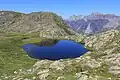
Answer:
21, 40, 88, 60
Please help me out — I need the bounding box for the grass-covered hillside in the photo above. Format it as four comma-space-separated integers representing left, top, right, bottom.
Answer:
0, 32, 84, 80
0, 33, 42, 80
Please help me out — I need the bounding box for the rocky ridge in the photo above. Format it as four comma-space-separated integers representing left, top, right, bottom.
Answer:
0, 11, 75, 37
65, 13, 120, 35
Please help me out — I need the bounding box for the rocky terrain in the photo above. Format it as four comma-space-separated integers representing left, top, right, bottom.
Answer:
65, 12, 120, 35
0, 30, 119, 80
0, 11, 120, 80
0, 11, 76, 37
34, 39, 59, 46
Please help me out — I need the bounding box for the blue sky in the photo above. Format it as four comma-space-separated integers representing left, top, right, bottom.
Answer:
0, 0, 120, 18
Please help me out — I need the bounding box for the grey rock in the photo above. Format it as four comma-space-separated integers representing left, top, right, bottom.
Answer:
65, 13, 120, 35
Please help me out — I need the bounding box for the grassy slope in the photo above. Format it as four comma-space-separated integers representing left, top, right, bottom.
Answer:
1, 31, 119, 80
0, 32, 77, 79
0, 33, 43, 79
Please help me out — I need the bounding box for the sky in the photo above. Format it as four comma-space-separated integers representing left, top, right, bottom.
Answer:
0, 0, 120, 18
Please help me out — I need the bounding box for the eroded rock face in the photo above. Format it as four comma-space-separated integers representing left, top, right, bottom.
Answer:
84, 30, 120, 50
0, 11, 24, 27
104, 54, 120, 75
84, 30, 120, 77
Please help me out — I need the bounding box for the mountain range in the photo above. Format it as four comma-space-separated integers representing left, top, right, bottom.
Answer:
1, 11, 120, 36
64, 12, 120, 35
0, 11, 120, 80
0, 11, 75, 37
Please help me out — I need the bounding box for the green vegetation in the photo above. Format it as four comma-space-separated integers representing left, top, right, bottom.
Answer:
0, 30, 119, 80
0, 33, 42, 79
0, 32, 76, 79
86, 63, 114, 78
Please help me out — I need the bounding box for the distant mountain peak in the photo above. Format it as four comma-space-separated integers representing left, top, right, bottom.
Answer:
91, 12, 103, 16
68, 15, 85, 21
65, 12, 120, 35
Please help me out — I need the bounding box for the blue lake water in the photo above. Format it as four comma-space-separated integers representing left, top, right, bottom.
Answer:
21, 40, 88, 60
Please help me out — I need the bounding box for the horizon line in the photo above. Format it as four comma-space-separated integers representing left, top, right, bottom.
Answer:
0, 10, 120, 19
